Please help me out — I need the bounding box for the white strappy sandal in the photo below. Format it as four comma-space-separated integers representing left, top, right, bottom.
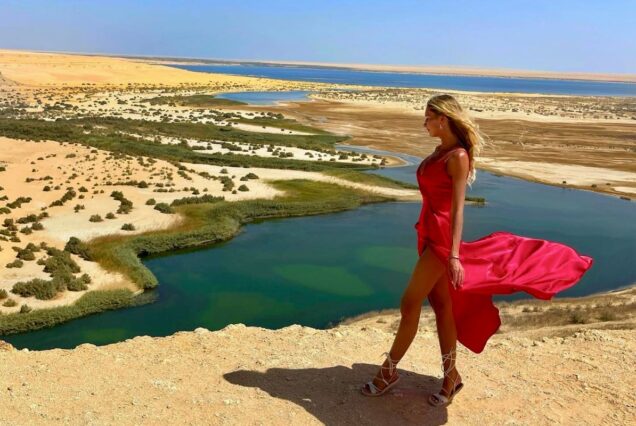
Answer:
361, 352, 401, 397
428, 348, 464, 407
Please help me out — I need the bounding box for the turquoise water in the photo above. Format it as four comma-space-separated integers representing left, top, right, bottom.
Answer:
174, 64, 636, 96
3, 147, 634, 350
217, 90, 311, 105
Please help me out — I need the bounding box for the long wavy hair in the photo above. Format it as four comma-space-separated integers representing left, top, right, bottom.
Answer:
426, 94, 486, 186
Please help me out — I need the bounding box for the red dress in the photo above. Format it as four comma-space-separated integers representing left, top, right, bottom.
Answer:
415, 146, 594, 353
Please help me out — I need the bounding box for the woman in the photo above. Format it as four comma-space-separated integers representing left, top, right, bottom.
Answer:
361, 94, 593, 407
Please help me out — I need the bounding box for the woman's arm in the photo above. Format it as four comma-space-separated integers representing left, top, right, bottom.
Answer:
446, 150, 470, 288
447, 150, 470, 256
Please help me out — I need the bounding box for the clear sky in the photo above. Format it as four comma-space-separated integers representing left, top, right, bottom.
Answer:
1, 0, 634, 73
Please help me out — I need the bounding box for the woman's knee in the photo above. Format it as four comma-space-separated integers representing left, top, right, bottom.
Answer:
429, 293, 453, 318
400, 296, 421, 319
432, 301, 453, 319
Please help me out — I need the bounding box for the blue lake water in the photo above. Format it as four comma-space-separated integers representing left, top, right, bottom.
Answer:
174, 64, 636, 97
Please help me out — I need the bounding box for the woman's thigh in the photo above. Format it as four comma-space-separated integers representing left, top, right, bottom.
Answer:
401, 247, 446, 306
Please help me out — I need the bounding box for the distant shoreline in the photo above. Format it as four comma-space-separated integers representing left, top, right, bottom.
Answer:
2, 48, 634, 84
158, 59, 636, 84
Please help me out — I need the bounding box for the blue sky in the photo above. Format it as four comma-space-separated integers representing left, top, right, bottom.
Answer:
1, 0, 634, 73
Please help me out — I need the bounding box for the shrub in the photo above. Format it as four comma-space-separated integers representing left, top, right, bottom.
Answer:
106, 212, 116, 219
44, 247, 81, 276
121, 223, 135, 231
568, 311, 587, 324
67, 279, 87, 292
0, 289, 7, 299
6, 259, 24, 268
64, 237, 92, 261
153, 203, 174, 214
145, 198, 156, 205
31, 222, 44, 230
89, 214, 103, 222
3, 298, 17, 307
171, 194, 224, 206
599, 310, 617, 322
12, 278, 64, 300
238, 185, 249, 192
16, 249, 35, 261
20, 304, 32, 314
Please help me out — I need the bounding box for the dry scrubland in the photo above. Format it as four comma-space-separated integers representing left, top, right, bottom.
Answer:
0, 49, 634, 424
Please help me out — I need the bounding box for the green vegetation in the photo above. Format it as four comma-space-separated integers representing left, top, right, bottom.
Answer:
233, 116, 330, 134
465, 196, 486, 204
88, 179, 393, 293
0, 117, 357, 170
323, 169, 417, 190
171, 194, 224, 206
142, 94, 247, 107
0, 289, 136, 335
153, 203, 174, 214
64, 236, 92, 261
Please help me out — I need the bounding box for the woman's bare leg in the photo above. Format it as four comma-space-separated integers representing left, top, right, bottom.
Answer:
366, 247, 445, 391
427, 273, 461, 394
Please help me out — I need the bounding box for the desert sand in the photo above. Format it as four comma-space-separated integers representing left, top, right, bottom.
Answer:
1, 284, 634, 425
270, 99, 636, 199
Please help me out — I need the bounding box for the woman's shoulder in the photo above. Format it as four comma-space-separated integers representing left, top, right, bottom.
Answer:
443, 146, 469, 163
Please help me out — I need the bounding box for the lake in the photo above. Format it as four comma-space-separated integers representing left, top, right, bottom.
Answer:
174, 64, 636, 97
4, 145, 634, 350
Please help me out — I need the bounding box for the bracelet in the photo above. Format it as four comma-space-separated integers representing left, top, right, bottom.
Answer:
449, 255, 460, 260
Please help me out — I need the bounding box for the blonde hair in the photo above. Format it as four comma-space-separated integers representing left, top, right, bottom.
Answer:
426, 94, 486, 186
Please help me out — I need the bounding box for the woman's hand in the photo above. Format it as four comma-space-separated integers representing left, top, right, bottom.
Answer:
448, 258, 464, 289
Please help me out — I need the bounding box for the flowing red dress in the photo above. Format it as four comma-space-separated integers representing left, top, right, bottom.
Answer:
415, 146, 594, 353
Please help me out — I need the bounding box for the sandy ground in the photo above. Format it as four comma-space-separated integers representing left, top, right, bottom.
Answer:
0, 284, 634, 425
271, 99, 636, 199
0, 49, 299, 88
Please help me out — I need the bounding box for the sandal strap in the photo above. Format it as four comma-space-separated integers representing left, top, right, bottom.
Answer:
430, 391, 449, 405
365, 381, 380, 395
380, 351, 400, 378
440, 348, 457, 376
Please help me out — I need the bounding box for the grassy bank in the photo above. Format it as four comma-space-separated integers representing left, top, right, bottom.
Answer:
0, 179, 396, 336
142, 94, 247, 107
0, 289, 137, 335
